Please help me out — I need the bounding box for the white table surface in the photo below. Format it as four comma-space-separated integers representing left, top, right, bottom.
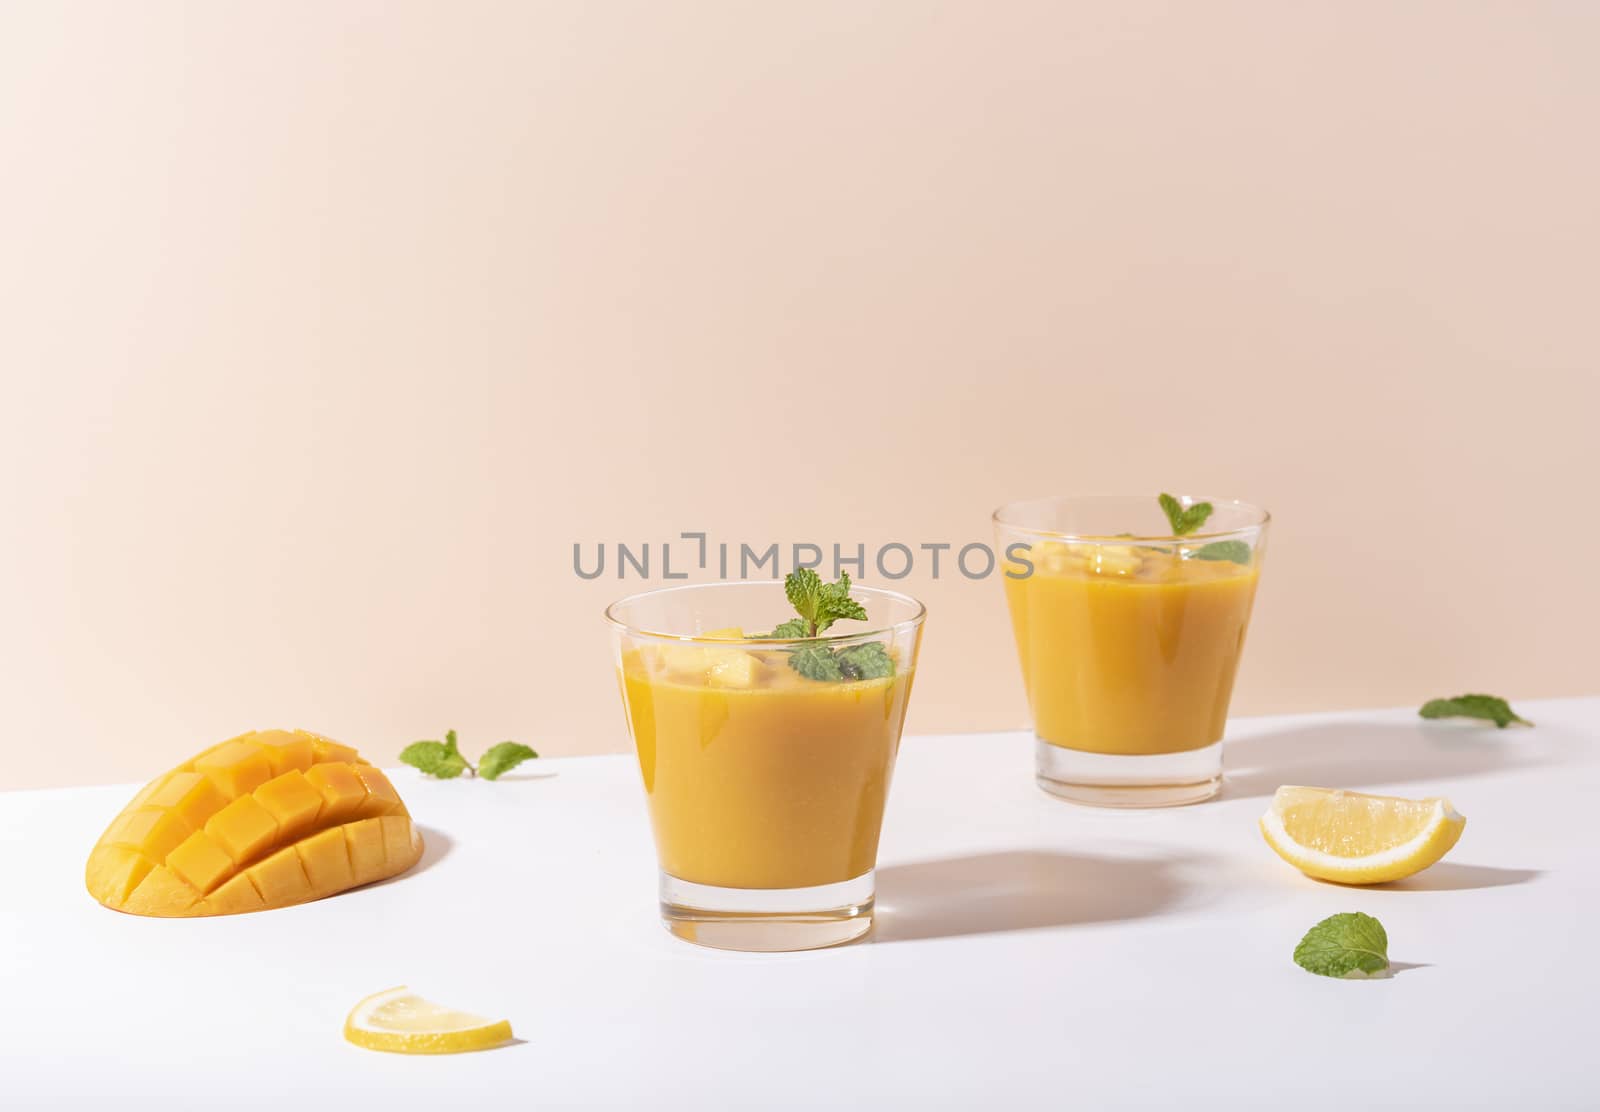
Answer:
3, 698, 1596, 1110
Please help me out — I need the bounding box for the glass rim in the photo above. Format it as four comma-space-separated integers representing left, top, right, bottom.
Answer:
603, 579, 928, 645
992, 494, 1270, 544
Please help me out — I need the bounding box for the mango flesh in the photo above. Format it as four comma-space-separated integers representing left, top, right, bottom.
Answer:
86, 729, 424, 917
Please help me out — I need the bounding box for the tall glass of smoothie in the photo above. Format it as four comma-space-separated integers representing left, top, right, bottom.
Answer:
607, 579, 925, 951
994, 495, 1268, 807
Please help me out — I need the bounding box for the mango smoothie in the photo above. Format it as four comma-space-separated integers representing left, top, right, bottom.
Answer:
609, 575, 926, 950
620, 642, 914, 890
1004, 542, 1259, 755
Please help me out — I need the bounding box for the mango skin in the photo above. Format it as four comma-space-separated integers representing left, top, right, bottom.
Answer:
86, 730, 424, 917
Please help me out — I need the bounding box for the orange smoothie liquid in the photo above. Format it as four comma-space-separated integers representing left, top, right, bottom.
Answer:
620, 645, 914, 890
1004, 543, 1259, 755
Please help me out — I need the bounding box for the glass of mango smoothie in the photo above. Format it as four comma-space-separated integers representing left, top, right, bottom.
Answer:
995, 495, 1268, 807
607, 578, 925, 951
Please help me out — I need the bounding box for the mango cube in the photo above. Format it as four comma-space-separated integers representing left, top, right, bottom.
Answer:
656, 638, 762, 688
1087, 545, 1142, 577
249, 846, 313, 907
205, 795, 280, 865
257, 731, 318, 776
305, 762, 369, 824
380, 815, 420, 865
205, 873, 266, 915
344, 817, 388, 884
122, 865, 200, 916
147, 771, 231, 830
105, 807, 195, 862
193, 740, 274, 799
1032, 541, 1088, 576
296, 826, 355, 898
706, 649, 761, 689
352, 766, 401, 818
254, 770, 325, 842
166, 830, 236, 894
307, 735, 362, 766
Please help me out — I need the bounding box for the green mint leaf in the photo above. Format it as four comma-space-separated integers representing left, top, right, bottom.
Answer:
1158, 492, 1214, 536
1294, 912, 1390, 978
814, 570, 869, 633
399, 739, 471, 780
788, 644, 844, 681
836, 641, 895, 680
1189, 540, 1251, 565
784, 568, 824, 629
478, 741, 539, 781
758, 617, 809, 639
1420, 694, 1531, 728
1158, 493, 1186, 532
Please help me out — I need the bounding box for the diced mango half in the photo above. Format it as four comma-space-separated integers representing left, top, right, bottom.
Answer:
86, 731, 425, 917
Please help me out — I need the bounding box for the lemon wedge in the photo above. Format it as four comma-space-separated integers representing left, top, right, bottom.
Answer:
1260, 785, 1465, 884
344, 986, 513, 1054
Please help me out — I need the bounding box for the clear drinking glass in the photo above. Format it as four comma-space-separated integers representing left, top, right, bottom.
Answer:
606, 581, 925, 951
994, 495, 1269, 807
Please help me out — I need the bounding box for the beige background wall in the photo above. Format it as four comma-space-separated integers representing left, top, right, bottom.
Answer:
3, 2, 1595, 790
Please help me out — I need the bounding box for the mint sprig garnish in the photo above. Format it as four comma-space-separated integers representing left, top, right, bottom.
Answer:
1420, 694, 1531, 729
1158, 492, 1214, 536
781, 567, 869, 637
1294, 912, 1390, 978
1160, 494, 1253, 564
752, 570, 894, 682
400, 729, 540, 780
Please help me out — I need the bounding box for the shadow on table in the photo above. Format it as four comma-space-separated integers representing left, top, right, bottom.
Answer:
1223, 720, 1538, 800
873, 850, 1186, 943
1375, 962, 1431, 978
1376, 863, 1542, 892
409, 825, 454, 876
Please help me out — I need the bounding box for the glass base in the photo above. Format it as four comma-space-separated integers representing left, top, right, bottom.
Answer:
659, 870, 874, 952
1035, 737, 1222, 808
